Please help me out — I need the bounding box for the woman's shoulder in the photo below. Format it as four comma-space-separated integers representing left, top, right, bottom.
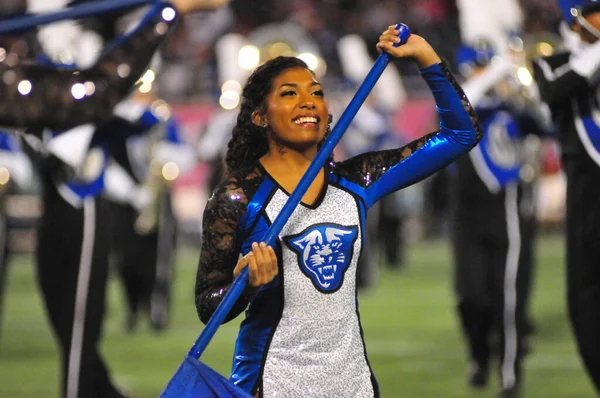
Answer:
209, 165, 266, 208
329, 156, 368, 179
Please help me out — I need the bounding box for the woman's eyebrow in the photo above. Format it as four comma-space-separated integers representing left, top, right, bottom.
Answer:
278, 82, 322, 89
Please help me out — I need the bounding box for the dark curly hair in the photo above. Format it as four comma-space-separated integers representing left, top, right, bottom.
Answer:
224, 56, 332, 176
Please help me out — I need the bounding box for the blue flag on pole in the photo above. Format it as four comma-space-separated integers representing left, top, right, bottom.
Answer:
161, 356, 252, 398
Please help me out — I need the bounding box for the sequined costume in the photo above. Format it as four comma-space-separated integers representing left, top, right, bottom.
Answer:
195, 62, 482, 397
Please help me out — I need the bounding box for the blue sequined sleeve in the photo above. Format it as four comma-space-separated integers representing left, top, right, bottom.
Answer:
0, 3, 177, 130
333, 61, 482, 208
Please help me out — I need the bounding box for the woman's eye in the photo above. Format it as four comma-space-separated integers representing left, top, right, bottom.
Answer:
281, 90, 296, 97
313, 90, 324, 97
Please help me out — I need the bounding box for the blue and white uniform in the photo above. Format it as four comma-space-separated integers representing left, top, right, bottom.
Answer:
195, 62, 482, 397
450, 92, 547, 394
104, 100, 195, 331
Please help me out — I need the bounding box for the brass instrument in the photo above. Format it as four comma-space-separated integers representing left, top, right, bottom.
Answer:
493, 32, 563, 110
133, 98, 177, 235
501, 33, 561, 183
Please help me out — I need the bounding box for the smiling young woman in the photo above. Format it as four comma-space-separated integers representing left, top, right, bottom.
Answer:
254, 67, 330, 205
194, 25, 483, 397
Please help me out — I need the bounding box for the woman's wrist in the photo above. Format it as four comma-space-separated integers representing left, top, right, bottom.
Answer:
415, 45, 442, 69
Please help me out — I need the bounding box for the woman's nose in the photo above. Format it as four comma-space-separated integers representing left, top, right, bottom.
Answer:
300, 97, 315, 109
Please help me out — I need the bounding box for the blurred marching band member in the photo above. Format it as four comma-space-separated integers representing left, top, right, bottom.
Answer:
196, 31, 247, 196
532, 0, 600, 393
450, 40, 552, 398
336, 99, 410, 286
59, 0, 197, 335
194, 25, 482, 396
336, 33, 412, 287
19, 4, 180, 396
0, 0, 223, 396
103, 91, 195, 333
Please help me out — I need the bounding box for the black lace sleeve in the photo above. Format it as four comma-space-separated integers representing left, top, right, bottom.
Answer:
0, 2, 178, 130
194, 176, 256, 324
334, 62, 482, 206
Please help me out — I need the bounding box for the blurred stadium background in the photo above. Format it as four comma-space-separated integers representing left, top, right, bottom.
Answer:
0, 0, 593, 397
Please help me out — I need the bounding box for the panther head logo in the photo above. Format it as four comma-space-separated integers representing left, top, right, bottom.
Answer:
285, 224, 358, 293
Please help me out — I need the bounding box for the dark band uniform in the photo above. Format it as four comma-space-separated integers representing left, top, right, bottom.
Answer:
0, 4, 178, 397
533, 32, 600, 393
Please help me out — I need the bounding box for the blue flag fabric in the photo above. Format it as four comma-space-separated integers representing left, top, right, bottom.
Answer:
161, 356, 252, 398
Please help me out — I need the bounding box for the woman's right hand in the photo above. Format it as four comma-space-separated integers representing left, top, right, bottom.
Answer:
376, 26, 442, 69
233, 242, 279, 287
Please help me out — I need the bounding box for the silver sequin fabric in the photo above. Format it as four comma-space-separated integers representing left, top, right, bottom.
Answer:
262, 185, 374, 397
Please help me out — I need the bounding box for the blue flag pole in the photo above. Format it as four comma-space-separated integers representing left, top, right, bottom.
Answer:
161, 23, 411, 398
0, 0, 157, 35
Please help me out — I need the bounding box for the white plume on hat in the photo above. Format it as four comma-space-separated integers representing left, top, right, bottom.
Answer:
28, 0, 103, 67
337, 34, 406, 113
456, 0, 523, 55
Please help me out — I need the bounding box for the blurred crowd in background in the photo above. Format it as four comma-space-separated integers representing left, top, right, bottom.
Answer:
0, 0, 566, 253
0, 0, 565, 99
138, 0, 563, 101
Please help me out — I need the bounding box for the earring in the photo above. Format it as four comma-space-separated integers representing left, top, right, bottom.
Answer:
262, 121, 268, 127
328, 114, 333, 124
